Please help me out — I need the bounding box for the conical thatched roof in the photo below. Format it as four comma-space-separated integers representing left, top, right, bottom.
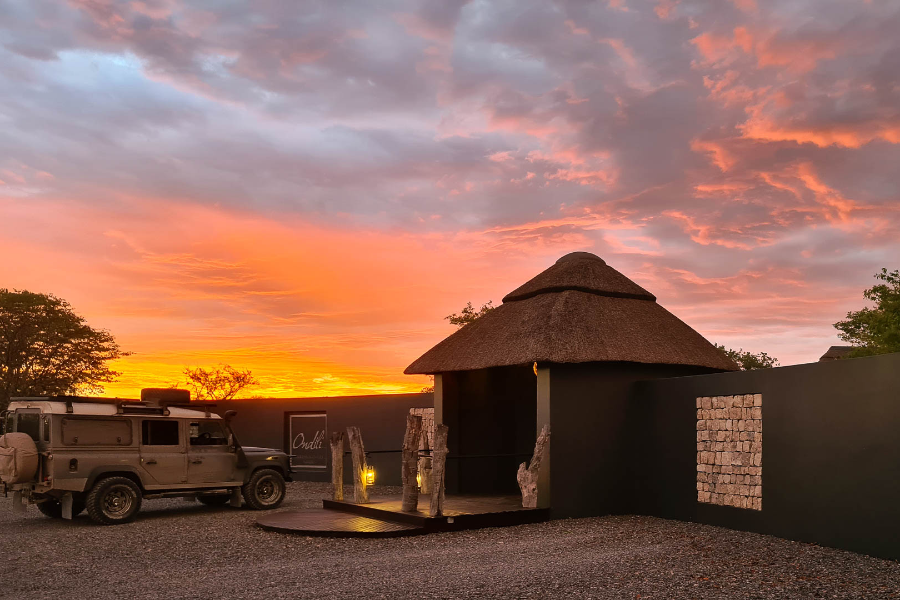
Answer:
405, 252, 738, 374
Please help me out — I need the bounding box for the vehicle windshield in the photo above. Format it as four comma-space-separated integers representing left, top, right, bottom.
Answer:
189, 421, 228, 446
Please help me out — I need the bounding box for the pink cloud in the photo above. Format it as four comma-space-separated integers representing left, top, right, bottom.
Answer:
1, 0, 897, 375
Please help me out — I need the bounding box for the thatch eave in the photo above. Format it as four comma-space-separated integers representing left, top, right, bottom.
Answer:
405, 289, 738, 374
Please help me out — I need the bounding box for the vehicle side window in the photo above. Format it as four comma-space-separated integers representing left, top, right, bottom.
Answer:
16, 412, 41, 442
42, 416, 50, 442
141, 420, 180, 446
189, 421, 228, 446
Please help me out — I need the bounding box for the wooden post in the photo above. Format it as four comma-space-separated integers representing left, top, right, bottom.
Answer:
418, 427, 432, 495
330, 431, 344, 502
430, 424, 449, 517
346, 426, 369, 504
517, 424, 550, 509
535, 366, 551, 508
401, 414, 423, 512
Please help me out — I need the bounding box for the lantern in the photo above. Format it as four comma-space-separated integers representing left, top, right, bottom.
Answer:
365, 465, 376, 486
416, 471, 422, 490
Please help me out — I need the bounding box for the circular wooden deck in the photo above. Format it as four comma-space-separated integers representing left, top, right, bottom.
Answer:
256, 508, 427, 538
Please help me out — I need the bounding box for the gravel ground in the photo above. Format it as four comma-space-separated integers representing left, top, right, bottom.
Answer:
1, 482, 898, 600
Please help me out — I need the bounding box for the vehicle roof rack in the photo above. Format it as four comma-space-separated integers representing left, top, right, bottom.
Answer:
157, 401, 217, 418
48, 396, 141, 415
45, 396, 216, 417
12, 395, 217, 418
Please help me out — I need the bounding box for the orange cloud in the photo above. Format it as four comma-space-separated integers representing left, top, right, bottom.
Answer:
740, 117, 900, 148
756, 162, 861, 225
693, 25, 837, 74
654, 0, 678, 20
691, 30, 746, 66
754, 35, 836, 74
663, 210, 761, 250
731, 0, 757, 14
1, 196, 614, 398
691, 138, 737, 172
546, 167, 617, 188
564, 20, 589, 36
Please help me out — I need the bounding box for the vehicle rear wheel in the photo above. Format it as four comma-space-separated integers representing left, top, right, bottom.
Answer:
36, 496, 86, 519
86, 477, 142, 525
242, 469, 285, 510
197, 493, 231, 506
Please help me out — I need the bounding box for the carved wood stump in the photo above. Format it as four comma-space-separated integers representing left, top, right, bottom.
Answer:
346, 426, 368, 504
430, 423, 449, 517
418, 425, 432, 494
401, 414, 423, 512
330, 431, 344, 501
517, 424, 550, 508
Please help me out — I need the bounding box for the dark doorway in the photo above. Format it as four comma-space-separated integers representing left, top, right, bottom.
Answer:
443, 365, 537, 494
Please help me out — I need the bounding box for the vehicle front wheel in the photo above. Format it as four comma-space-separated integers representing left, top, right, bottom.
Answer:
86, 477, 143, 525
36, 496, 86, 519
242, 469, 285, 510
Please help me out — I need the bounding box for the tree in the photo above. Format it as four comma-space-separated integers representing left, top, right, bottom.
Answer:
182, 364, 259, 401
446, 301, 495, 328
0, 289, 129, 411
834, 268, 900, 357
715, 344, 779, 370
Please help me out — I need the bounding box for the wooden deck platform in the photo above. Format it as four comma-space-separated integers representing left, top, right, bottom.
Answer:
257, 494, 549, 538
256, 508, 427, 538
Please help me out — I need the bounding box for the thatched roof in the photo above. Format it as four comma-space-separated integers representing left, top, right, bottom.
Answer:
819, 345, 854, 361
405, 252, 738, 374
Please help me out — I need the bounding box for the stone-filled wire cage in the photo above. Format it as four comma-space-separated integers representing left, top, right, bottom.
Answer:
696, 394, 762, 510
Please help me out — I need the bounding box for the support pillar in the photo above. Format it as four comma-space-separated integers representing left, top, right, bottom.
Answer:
536, 366, 551, 509
433, 373, 443, 425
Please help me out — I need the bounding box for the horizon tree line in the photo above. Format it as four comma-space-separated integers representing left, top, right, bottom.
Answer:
2, 267, 898, 408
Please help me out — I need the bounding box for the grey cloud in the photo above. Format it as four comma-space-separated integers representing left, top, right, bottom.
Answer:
0, 0, 897, 279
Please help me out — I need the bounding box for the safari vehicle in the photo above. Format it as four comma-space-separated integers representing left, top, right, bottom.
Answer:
0, 388, 291, 525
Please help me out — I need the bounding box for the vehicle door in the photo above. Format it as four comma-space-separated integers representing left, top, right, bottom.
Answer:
186, 420, 237, 484
139, 419, 187, 487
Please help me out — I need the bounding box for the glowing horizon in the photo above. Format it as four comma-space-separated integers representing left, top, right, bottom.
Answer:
2, 0, 898, 399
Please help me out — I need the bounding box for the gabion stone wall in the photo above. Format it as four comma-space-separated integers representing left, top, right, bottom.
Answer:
696, 394, 762, 510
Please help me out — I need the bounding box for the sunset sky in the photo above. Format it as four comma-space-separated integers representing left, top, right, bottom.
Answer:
1, 0, 898, 398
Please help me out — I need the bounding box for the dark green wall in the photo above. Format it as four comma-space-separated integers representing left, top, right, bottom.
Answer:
216, 393, 433, 486
548, 362, 718, 518
213, 353, 900, 560
632, 352, 900, 561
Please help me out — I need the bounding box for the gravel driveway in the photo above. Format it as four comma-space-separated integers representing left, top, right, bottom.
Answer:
1, 482, 898, 599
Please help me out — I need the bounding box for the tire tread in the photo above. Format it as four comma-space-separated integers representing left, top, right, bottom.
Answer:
85, 476, 142, 525
241, 469, 285, 510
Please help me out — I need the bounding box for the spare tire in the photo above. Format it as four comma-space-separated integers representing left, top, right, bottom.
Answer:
0, 432, 39, 484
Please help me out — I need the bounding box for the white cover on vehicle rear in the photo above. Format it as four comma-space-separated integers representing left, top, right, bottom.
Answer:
0, 433, 39, 484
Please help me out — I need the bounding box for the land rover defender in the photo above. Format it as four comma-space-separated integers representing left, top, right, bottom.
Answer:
0, 388, 291, 525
